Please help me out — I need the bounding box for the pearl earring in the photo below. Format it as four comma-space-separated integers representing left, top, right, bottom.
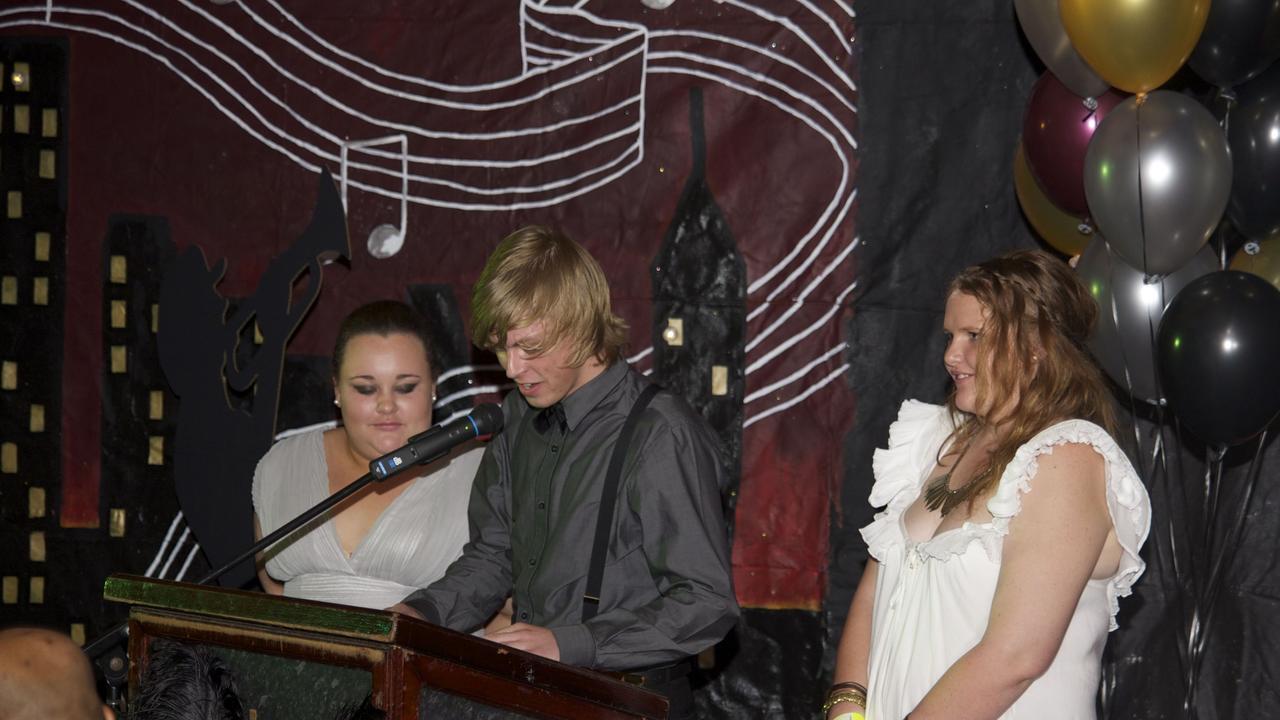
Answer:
333, 398, 340, 407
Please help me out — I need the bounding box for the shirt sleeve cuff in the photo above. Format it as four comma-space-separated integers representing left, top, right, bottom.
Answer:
551, 624, 596, 667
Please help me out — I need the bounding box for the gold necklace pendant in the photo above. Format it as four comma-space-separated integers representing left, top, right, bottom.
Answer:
923, 468, 978, 517
925, 438, 979, 517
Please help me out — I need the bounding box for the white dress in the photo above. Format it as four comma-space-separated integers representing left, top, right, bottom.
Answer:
251, 428, 484, 610
860, 401, 1151, 719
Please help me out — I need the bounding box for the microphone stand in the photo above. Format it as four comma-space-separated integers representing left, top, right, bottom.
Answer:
83, 403, 501, 678
84, 470, 383, 660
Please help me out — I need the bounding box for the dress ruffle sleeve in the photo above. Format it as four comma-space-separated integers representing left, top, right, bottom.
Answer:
980, 419, 1152, 631
861, 400, 953, 562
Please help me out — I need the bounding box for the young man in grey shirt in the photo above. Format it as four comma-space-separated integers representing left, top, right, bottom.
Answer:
395, 225, 738, 718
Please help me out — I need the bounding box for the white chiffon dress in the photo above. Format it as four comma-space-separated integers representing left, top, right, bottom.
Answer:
251, 428, 483, 610
860, 400, 1151, 719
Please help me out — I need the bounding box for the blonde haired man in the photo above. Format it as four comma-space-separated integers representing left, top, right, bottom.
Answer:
400, 226, 738, 719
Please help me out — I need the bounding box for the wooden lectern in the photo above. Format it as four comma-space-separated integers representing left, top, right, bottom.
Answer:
104, 575, 668, 719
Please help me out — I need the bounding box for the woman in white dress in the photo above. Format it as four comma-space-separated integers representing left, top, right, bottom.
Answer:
826, 250, 1151, 720
251, 300, 501, 620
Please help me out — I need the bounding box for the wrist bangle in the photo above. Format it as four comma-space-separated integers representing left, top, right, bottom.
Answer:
830, 680, 868, 695
821, 690, 867, 713
831, 714, 866, 720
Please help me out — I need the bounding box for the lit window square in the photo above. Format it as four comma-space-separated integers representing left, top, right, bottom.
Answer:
13, 105, 29, 134
41, 108, 57, 137
6, 191, 20, 219
32, 277, 48, 306
2, 577, 17, 604
110, 299, 127, 329
2, 360, 16, 389
29, 531, 45, 562
152, 303, 159, 333
147, 435, 164, 465
711, 365, 728, 396
110, 346, 127, 374
149, 391, 164, 420
28, 487, 45, 518
30, 403, 45, 432
29, 577, 44, 605
109, 255, 127, 283
35, 232, 51, 261
38, 149, 54, 179
1, 442, 17, 473
1, 276, 16, 305
70, 624, 85, 646
109, 508, 127, 537
13, 62, 30, 92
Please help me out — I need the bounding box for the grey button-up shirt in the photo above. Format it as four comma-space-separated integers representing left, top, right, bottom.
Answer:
405, 361, 739, 671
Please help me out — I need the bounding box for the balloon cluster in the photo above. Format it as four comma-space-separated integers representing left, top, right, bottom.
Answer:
1013, 0, 1280, 449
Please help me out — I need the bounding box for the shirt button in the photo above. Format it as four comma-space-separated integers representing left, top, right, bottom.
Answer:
551, 445, 559, 453
520, 611, 529, 621
537, 501, 546, 510
528, 558, 537, 566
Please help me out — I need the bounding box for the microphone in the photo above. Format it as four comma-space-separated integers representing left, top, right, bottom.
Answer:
369, 403, 504, 480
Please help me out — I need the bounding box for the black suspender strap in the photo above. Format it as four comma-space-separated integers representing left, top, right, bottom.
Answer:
582, 382, 662, 621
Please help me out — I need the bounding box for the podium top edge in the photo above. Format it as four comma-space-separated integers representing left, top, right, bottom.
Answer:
103, 574, 396, 639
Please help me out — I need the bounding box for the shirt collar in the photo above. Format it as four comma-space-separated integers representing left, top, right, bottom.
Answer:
559, 360, 627, 433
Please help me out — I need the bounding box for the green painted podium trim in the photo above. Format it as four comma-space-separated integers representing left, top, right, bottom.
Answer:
103, 575, 395, 639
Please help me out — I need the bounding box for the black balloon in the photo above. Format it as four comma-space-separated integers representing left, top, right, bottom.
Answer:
1228, 60, 1280, 242
1188, 0, 1280, 89
1156, 271, 1280, 447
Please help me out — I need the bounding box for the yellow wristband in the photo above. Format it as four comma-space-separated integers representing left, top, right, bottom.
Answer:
832, 713, 866, 720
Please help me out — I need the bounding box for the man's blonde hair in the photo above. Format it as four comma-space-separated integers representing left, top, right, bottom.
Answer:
471, 226, 628, 367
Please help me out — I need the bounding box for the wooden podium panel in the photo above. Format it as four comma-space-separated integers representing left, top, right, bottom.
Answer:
104, 575, 668, 720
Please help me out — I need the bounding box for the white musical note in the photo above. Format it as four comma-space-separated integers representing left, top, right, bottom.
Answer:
340, 133, 409, 259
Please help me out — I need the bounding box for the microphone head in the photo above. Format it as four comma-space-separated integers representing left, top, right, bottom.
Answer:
469, 403, 504, 436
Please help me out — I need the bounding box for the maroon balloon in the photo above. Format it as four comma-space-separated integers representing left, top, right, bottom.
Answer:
1022, 72, 1126, 216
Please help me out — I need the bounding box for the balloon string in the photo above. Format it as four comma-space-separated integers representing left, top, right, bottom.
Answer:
1134, 99, 1151, 276
1200, 447, 1226, 576
1217, 87, 1235, 136
1200, 432, 1267, 637
1102, 242, 1144, 440
1169, 414, 1198, 719
1148, 423, 1193, 691
1183, 447, 1224, 719
1185, 431, 1269, 716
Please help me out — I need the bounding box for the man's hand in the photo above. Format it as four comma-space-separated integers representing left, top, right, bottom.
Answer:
485, 623, 561, 661
387, 602, 425, 620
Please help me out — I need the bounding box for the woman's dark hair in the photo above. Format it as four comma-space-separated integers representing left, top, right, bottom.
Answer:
331, 300, 439, 381
131, 639, 245, 720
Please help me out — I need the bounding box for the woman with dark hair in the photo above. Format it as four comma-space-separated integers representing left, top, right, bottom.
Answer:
251, 300, 484, 610
826, 250, 1151, 719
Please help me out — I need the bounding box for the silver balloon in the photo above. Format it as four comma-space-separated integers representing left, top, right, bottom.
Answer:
1077, 237, 1219, 403
1014, 0, 1110, 99
1084, 91, 1232, 276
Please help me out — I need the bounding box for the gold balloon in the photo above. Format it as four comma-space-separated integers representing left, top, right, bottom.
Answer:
1060, 0, 1209, 95
1013, 142, 1092, 257
1230, 240, 1280, 292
